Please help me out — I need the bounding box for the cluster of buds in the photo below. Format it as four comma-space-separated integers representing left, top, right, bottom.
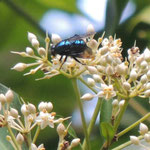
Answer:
57, 123, 80, 150
0, 90, 71, 150
130, 123, 150, 149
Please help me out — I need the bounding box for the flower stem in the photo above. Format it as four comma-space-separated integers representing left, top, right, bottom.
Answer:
33, 126, 41, 143
114, 98, 129, 133
82, 98, 102, 149
7, 125, 20, 150
117, 112, 150, 137
71, 78, 90, 150
26, 132, 32, 150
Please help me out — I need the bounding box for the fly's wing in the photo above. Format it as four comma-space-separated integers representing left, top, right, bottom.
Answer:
66, 32, 96, 41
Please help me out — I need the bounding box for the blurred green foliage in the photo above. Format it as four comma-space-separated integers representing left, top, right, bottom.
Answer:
0, 0, 150, 149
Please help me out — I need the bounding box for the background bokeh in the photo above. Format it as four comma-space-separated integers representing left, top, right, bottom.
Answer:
0, 0, 150, 149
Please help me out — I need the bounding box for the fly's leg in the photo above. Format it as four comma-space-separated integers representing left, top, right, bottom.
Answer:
59, 56, 68, 70
72, 57, 85, 65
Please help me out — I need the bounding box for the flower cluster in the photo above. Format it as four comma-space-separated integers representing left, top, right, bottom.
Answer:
130, 123, 150, 149
12, 24, 150, 101
0, 89, 73, 150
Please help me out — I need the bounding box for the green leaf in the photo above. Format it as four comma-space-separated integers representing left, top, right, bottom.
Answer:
100, 122, 115, 144
105, 0, 129, 35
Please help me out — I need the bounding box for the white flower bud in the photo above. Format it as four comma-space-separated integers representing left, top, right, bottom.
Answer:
106, 55, 113, 64
97, 65, 105, 72
31, 38, 39, 48
112, 99, 119, 107
28, 103, 36, 114
88, 39, 97, 49
147, 70, 150, 80
0, 94, 6, 105
119, 100, 125, 108
144, 48, 150, 62
145, 90, 150, 97
26, 47, 34, 55
130, 136, 140, 145
5, 89, 14, 103
21, 104, 29, 116
123, 82, 131, 91
87, 78, 95, 87
81, 93, 94, 101
100, 46, 109, 55
6, 136, 12, 142
87, 66, 98, 74
93, 74, 101, 82
116, 63, 128, 75
87, 24, 95, 34
105, 66, 114, 75
12, 63, 27, 72
130, 70, 137, 80
140, 75, 148, 84
146, 82, 150, 90
38, 102, 47, 111
16, 133, 24, 145
136, 55, 144, 66
102, 38, 109, 46
46, 102, 53, 112
144, 133, 150, 143
10, 108, 18, 118
139, 123, 148, 135
70, 138, 80, 148
100, 57, 107, 66
38, 47, 46, 57
28, 32, 37, 42
52, 34, 62, 44
57, 123, 66, 137
141, 61, 148, 69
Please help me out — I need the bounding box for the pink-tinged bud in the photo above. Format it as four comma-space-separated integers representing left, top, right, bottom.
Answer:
70, 138, 80, 148
57, 123, 66, 137
52, 34, 62, 44
16, 133, 24, 145
5, 89, 14, 103
139, 123, 148, 135
0, 94, 6, 105
81, 93, 94, 101
12, 63, 27, 72
26, 47, 34, 55
130, 136, 140, 145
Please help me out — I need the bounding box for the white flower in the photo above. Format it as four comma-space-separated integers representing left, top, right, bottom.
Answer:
97, 84, 116, 100
31, 143, 45, 150
35, 111, 55, 129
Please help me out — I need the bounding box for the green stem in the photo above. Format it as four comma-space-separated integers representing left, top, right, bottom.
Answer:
71, 78, 90, 150
82, 98, 102, 149
33, 126, 41, 143
117, 112, 150, 137
7, 125, 20, 150
114, 99, 129, 133
26, 132, 32, 150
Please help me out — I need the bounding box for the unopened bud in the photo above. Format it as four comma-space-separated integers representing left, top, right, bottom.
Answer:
144, 133, 150, 143
87, 78, 95, 87
147, 70, 150, 80
5, 89, 14, 103
88, 39, 97, 49
105, 66, 114, 75
112, 99, 118, 107
38, 102, 47, 111
139, 123, 148, 135
100, 46, 109, 55
140, 75, 147, 84
38, 47, 46, 57
26, 47, 34, 55
130, 136, 140, 145
136, 55, 144, 66
145, 90, 150, 97
87, 66, 98, 74
93, 74, 101, 82
146, 82, 150, 90
28, 32, 37, 42
123, 82, 131, 91
81, 93, 94, 101
130, 70, 137, 80
144, 48, 150, 62
31, 38, 39, 48
52, 34, 62, 44
119, 100, 125, 108
28, 103, 36, 114
70, 138, 80, 148
16, 133, 24, 145
10, 108, 18, 118
21, 104, 29, 116
57, 123, 66, 137
6, 135, 12, 141
12, 63, 27, 72
141, 61, 147, 69
106, 55, 113, 64
0, 94, 6, 105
